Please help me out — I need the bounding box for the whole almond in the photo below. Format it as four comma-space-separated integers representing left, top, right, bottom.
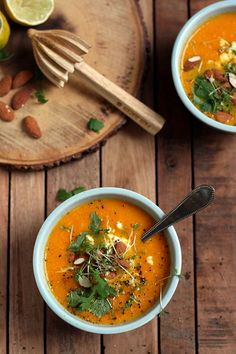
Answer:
232, 92, 236, 105
212, 69, 227, 83
215, 112, 234, 123
0, 101, 15, 121
23, 116, 42, 139
115, 241, 127, 254
115, 258, 129, 269
0, 75, 12, 96
12, 70, 33, 89
11, 85, 34, 110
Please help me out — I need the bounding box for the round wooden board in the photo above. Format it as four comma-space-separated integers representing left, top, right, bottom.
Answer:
0, 0, 147, 170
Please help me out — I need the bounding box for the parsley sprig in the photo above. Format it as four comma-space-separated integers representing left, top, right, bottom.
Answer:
56, 186, 86, 201
192, 75, 233, 114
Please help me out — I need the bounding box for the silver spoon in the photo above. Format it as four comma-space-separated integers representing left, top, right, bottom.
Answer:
142, 185, 215, 242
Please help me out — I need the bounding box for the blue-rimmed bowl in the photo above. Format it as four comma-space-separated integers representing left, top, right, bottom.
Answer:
172, 0, 236, 133
33, 187, 181, 334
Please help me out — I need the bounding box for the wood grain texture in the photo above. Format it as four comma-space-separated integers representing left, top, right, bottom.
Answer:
102, 1, 156, 350
102, 3, 156, 352
0, 0, 148, 169
0, 169, 9, 354
190, 1, 236, 353
9, 172, 45, 354
46, 153, 101, 354
155, 0, 196, 352
102, 121, 157, 354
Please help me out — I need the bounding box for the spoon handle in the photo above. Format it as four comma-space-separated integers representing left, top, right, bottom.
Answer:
142, 185, 215, 242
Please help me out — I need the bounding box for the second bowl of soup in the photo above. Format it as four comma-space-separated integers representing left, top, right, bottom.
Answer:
33, 188, 181, 334
172, 0, 236, 132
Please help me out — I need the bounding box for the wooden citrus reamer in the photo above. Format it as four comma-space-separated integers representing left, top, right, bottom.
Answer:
27, 29, 165, 135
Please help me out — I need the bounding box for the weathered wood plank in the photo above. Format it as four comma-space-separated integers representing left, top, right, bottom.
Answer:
102, 124, 157, 354
9, 172, 45, 354
102, 4, 156, 352
0, 169, 9, 354
155, 0, 196, 352
46, 154, 101, 354
190, 1, 236, 353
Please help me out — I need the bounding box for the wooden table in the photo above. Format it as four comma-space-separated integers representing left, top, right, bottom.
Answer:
1, 1, 236, 353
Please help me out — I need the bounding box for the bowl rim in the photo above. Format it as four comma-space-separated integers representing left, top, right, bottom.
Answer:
33, 187, 182, 334
171, 0, 236, 133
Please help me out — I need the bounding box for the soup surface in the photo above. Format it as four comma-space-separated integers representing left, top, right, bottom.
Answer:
181, 13, 236, 125
45, 199, 171, 325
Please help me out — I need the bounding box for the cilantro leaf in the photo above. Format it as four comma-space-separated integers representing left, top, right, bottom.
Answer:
67, 270, 116, 317
192, 75, 233, 114
92, 269, 117, 298
72, 186, 86, 195
35, 88, 48, 104
89, 298, 111, 317
67, 288, 84, 307
56, 186, 86, 201
67, 288, 94, 310
69, 232, 89, 252
87, 118, 104, 133
57, 189, 73, 201
89, 212, 101, 234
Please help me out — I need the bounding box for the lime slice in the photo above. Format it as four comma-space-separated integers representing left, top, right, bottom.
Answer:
4, 0, 54, 26
0, 11, 10, 49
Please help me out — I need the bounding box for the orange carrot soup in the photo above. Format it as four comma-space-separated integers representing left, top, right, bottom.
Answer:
45, 199, 171, 325
181, 13, 236, 125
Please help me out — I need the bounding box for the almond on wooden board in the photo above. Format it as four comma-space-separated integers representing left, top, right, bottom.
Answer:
0, 75, 12, 96
11, 85, 34, 110
0, 101, 15, 121
12, 70, 33, 89
23, 116, 42, 139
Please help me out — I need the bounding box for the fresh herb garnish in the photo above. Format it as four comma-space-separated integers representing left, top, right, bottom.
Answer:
68, 268, 116, 316
56, 186, 86, 201
87, 118, 104, 133
35, 88, 48, 104
192, 75, 233, 113
89, 212, 101, 234
0, 49, 14, 62
69, 232, 89, 252
225, 62, 236, 74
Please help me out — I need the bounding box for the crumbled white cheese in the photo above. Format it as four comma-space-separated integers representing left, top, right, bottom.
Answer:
220, 52, 233, 64
146, 256, 154, 265
116, 221, 123, 230
220, 38, 229, 48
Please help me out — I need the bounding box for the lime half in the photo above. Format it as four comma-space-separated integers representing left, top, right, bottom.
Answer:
4, 0, 54, 26
0, 11, 10, 49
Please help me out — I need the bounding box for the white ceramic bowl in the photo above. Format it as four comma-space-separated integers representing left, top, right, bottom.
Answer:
172, 0, 236, 133
33, 187, 181, 334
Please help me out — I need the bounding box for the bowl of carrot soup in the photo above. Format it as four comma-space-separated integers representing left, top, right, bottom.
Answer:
33, 188, 181, 334
172, 0, 236, 132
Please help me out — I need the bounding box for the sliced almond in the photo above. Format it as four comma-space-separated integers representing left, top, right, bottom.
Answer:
74, 257, 85, 265
228, 72, 236, 88
78, 275, 92, 288
183, 56, 201, 71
